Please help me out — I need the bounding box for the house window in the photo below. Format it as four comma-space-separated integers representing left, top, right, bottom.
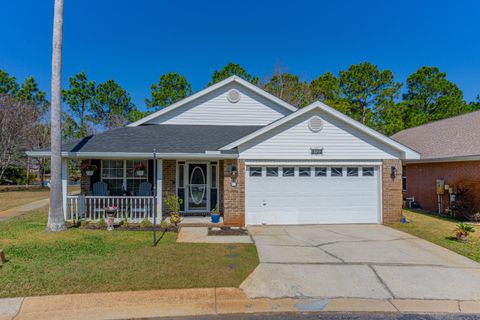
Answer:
402, 165, 407, 191
362, 167, 374, 177
282, 167, 295, 177
249, 167, 262, 177
347, 167, 359, 176
331, 167, 343, 177
102, 160, 148, 195
178, 163, 185, 188
299, 167, 311, 177
315, 167, 327, 176
266, 167, 279, 177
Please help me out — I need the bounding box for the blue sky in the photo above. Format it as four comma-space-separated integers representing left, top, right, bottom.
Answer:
1, 0, 479, 110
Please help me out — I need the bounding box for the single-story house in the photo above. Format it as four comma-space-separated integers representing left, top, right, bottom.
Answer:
28, 76, 419, 226
391, 110, 480, 215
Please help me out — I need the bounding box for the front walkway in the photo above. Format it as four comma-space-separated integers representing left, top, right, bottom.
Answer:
2, 287, 480, 320
241, 225, 480, 300
0, 198, 49, 221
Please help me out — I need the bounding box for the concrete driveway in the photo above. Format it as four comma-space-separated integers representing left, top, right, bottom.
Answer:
241, 225, 480, 300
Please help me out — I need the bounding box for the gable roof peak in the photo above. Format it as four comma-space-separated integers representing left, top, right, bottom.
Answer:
128, 75, 297, 127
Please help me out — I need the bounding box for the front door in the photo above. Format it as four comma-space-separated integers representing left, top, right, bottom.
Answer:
187, 164, 208, 211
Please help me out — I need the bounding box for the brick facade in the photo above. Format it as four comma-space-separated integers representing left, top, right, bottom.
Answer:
405, 161, 480, 213
382, 159, 403, 223
162, 160, 177, 214
80, 160, 90, 195
222, 159, 245, 227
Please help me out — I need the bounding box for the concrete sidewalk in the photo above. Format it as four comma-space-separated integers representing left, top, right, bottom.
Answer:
1, 288, 480, 320
0, 198, 49, 221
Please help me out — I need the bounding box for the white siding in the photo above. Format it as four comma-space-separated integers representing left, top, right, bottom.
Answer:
146, 83, 291, 126
238, 110, 401, 160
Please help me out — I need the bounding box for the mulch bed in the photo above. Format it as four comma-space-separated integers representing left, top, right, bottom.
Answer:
76, 223, 178, 232
208, 227, 248, 236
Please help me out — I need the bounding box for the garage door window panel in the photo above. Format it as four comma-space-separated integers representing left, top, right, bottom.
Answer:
299, 167, 311, 177
315, 167, 327, 177
266, 167, 279, 177
362, 167, 374, 176
282, 167, 295, 177
347, 168, 359, 176
249, 167, 262, 177
331, 167, 343, 177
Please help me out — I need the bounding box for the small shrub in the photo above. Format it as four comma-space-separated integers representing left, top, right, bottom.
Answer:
97, 218, 107, 227
453, 223, 475, 241
164, 194, 182, 226
159, 220, 170, 230
140, 218, 153, 228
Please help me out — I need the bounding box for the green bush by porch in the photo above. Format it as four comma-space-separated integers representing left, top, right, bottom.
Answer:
0, 207, 259, 298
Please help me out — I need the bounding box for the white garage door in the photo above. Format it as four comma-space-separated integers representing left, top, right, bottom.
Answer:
245, 165, 381, 225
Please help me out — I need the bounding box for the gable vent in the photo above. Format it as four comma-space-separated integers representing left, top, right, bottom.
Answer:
308, 116, 323, 133
227, 89, 241, 103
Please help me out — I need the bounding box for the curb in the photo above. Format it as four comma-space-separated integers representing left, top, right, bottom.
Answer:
1, 288, 480, 320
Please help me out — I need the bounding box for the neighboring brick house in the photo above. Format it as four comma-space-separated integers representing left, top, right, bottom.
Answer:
391, 111, 480, 214
28, 76, 419, 226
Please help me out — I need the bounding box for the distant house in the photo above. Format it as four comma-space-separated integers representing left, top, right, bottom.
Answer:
391, 111, 480, 214
28, 76, 419, 225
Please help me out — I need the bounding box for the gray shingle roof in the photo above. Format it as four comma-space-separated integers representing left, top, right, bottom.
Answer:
391, 110, 480, 160
58, 124, 263, 154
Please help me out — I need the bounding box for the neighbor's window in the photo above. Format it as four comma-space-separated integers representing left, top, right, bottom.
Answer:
315, 167, 327, 177
249, 167, 262, 177
282, 167, 295, 177
299, 167, 311, 177
331, 167, 343, 177
402, 165, 407, 191
266, 167, 279, 177
347, 167, 359, 176
362, 167, 374, 177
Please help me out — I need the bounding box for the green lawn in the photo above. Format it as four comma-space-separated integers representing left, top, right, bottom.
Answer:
0, 207, 259, 298
388, 210, 480, 263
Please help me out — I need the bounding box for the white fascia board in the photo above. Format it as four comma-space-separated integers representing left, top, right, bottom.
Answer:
26, 151, 238, 160
128, 75, 297, 127
220, 101, 421, 160
245, 160, 383, 166
404, 155, 480, 164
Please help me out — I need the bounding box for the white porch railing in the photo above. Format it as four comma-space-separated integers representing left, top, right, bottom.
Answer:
66, 195, 156, 222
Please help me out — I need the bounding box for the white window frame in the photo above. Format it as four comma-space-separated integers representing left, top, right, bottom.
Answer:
101, 160, 149, 193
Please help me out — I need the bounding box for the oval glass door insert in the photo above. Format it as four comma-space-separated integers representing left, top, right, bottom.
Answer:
189, 166, 206, 205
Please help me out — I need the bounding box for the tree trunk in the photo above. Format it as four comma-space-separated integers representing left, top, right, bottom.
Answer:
47, 0, 66, 232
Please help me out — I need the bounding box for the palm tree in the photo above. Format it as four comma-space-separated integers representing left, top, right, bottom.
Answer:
47, 0, 66, 232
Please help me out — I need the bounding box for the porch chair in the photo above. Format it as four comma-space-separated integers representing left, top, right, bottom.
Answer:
92, 181, 110, 196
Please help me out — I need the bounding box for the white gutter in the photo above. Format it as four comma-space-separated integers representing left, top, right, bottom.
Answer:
26, 151, 238, 160
404, 155, 480, 164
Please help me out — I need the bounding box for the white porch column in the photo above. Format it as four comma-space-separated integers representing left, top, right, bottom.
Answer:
61, 158, 68, 220
156, 159, 163, 221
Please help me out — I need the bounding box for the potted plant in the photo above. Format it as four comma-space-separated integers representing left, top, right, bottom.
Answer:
104, 205, 118, 231
211, 206, 221, 223
453, 223, 475, 241
85, 164, 97, 176
133, 163, 146, 177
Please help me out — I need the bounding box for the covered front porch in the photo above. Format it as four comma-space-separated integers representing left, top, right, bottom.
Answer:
63, 157, 241, 224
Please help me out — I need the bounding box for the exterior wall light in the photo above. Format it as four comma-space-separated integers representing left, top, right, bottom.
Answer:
391, 166, 397, 179
231, 164, 238, 187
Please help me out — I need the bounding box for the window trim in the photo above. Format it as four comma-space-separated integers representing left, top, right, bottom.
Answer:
101, 160, 149, 194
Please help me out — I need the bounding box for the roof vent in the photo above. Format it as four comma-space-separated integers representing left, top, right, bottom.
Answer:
227, 89, 241, 103
308, 116, 323, 133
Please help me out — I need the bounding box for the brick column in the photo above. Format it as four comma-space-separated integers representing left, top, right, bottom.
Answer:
162, 160, 177, 214
382, 159, 403, 223
222, 159, 245, 226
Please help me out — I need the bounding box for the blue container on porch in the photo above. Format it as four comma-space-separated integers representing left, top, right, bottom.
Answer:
211, 214, 221, 223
